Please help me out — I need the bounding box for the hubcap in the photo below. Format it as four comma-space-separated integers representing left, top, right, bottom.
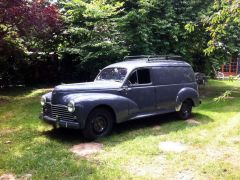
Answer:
183, 110, 189, 117
182, 104, 191, 118
92, 116, 107, 134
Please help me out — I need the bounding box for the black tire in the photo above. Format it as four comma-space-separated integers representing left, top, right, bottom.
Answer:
178, 100, 192, 120
82, 108, 114, 141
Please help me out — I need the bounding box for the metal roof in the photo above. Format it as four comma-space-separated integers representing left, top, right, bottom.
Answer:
106, 58, 191, 71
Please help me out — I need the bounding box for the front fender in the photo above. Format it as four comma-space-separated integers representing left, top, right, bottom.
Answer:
42, 92, 52, 103
63, 93, 132, 127
176, 87, 200, 110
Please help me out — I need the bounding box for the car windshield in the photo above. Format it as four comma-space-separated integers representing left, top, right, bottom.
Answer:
95, 68, 127, 82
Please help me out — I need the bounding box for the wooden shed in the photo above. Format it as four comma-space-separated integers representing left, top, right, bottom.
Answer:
221, 57, 240, 76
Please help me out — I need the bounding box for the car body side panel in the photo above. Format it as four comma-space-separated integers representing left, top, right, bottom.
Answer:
151, 66, 198, 112
155, 84, 183, 111
120, 86, 156, 115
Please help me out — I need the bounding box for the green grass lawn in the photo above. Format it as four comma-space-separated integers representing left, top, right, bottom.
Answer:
0, 80, 240, 179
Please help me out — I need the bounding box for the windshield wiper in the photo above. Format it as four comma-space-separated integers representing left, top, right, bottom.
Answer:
114, 80, 122, 82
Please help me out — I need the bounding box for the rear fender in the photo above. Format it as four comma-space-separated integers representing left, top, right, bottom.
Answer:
175, 87, 200, 111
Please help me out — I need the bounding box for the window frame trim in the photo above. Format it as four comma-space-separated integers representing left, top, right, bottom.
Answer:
126, 67, 152, 87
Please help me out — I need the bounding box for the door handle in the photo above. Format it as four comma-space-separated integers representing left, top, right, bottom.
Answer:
118, 88, 127, 92
118, 86, 129, 92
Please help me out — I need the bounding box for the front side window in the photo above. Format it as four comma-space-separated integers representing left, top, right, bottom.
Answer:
95, 67, 127, 82
138, 69, 151, 84
128, 68, 151, 85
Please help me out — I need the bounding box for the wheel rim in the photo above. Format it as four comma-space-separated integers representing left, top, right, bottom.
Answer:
92, 115, 108, 134
183, 109, 189, 118
182, 104, 191, 118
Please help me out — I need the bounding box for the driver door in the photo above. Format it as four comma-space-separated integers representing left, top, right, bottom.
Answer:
122, 68, 156, 116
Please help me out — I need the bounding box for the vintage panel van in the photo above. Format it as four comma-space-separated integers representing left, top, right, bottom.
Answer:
40, 55, 200, 140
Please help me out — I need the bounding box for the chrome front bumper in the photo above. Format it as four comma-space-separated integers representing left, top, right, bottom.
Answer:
39, 112, 80, 129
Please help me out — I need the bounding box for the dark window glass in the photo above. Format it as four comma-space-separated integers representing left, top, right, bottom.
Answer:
128, 68, 151, 85
137, 69, 151, 84
129, 71, 138, 84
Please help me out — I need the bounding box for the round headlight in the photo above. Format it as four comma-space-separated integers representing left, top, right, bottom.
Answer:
40, 97, 46, 106
67, 101, 75, 112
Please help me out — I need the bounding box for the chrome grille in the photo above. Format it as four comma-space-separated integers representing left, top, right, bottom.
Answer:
44, 103, 52, 117
44, 103, 75, 121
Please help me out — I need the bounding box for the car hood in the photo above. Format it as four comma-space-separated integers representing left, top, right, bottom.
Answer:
54, 81, 122, 92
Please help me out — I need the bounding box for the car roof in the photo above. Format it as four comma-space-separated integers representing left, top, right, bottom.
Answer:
106, 58, 191, 71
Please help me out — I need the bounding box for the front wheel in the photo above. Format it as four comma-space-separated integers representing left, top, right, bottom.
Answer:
82, 108, 114, 141
178, 100, 192, 120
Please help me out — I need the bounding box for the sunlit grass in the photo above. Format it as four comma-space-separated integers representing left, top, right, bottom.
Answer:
0, 80, 240, 179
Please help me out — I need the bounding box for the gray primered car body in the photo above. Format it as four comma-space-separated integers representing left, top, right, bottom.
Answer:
40, 58, 200, 129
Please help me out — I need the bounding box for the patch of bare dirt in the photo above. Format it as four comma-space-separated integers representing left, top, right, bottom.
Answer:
0, 98, 10, 106
0, 112, 15, 120
152, 125, 161, 130
205, 147, 240, 168
125, 156, 167, 178
159, 141, 188, 153
230, 136, 240, 144
126, 156, 197, 179
0, 129, 19, 137
0, 174, 15, 180
175, 170, 195, 180
186, 119, 201, 125
0, 173, 32, 180
70, 143, 103, 157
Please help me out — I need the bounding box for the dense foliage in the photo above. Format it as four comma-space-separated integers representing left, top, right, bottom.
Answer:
58, 0, 126, 81
186, 0, 240, 68
204, 0, 240, 56
0, 0, 62, 86
0, 0, 239, 86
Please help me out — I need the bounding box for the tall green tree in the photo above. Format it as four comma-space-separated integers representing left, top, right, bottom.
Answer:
119, 0, 213, 72
203, 0, 240, 57
59, 0, 126, 80
185, 0, 240, 72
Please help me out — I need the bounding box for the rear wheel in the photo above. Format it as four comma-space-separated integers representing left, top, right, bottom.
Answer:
178, 100, 192, 120
82, 108, 114, 141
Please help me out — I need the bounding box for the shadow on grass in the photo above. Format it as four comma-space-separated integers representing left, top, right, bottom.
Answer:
42, 128, 86, 145
0, 87, 35, 97
42, 112, 214, 144
110, 112, 213, 139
